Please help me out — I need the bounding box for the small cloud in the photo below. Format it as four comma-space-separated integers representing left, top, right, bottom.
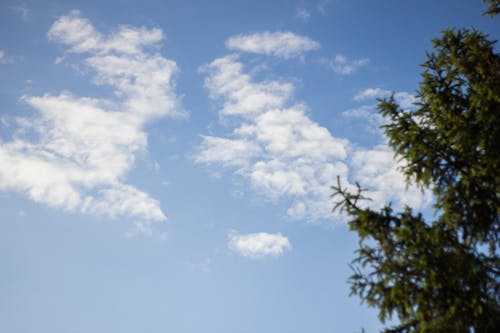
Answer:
296, 8, 311, 22
150, 160, 160, 173
47, 10, 166, 56
0, 50, 22, 64
228, 231, 291, 259
9, 3, 29, 20
354, 88, 417, 109
54, 56, 65, 64
327, 54, 369, 75
226, 31, 320, 59
354, 88, 391, 101
342, 104, 380, 122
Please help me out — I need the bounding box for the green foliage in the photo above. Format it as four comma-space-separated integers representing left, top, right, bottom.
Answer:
483, 0, 500, 17
332, 25, 500, 333
380, 28, 500, 253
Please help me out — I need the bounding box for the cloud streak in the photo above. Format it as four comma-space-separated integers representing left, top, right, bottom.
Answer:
226, 32, 320, 59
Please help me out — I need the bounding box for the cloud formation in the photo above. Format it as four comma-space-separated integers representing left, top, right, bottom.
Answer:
350, 145, 432, 210
200, 55, 294, 118
353, 88, 391, 101
0, 50, 20, 64
197, 55, 349, 221
327, 54, 369, 75
228, 232, 291, 259
345, 88, 420, 132
226, 32, 320, 59
342, 104, 384, 129
196, 55, 431, 222
0, 11, 184, 234
354, 88, 417, 109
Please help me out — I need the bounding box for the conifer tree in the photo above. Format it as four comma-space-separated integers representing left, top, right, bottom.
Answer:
333, 4, 500, 332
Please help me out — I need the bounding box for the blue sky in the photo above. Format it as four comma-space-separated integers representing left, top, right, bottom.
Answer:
1, 1, 498, 332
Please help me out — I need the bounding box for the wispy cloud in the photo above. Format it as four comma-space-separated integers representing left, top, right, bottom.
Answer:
316, 0, 330, 15
345, 89, 421, 139
228, 231, 291, 259
0, 11, 185, 235
9, 2, 29, 20
326, 54, 369, 75
354, 88, 417, 109
0, 50, 22, 64
342, 104, 384, 128
296, 8, 311, 22
196, 56, 430, 222
226, 32, 320, 59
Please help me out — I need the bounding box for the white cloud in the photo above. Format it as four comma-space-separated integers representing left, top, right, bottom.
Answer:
347, 89, 420, 135
228, 232, 291, 259
226, 32, 320, 59
0, 50, 21, 64
48, 10, 163, 55
342, 104, 384, 128
200, 54, 294, 117
343, 91, 431, 212
349, 145, 433, 210
196, 56, 431, 222
393, 91, 418, 109
196, 135, 262, 168
354, 88, 391, 101
196, 55, 349, 221
342, 104, 376, 118
354, 88, 417, 109
327, 54, 369, 75
0, 11, 184, 233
